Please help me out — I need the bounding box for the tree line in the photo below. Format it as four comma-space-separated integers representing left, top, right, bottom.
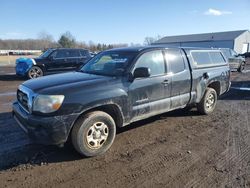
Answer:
0, 31, 161, 52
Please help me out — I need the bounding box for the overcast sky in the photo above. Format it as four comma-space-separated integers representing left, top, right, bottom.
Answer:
0, 0, 249, 44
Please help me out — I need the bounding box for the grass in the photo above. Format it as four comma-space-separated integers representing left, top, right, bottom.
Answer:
0, 54, 40, 66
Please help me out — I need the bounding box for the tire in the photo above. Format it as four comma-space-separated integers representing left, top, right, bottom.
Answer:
237, 62, 245, 73
28, 66, 43, 79
71, 111, 116, 157
197, 88, 217, 115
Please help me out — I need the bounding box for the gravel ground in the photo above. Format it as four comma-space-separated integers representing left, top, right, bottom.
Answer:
0, 62, 249, 188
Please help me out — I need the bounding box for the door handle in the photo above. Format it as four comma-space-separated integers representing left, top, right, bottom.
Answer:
162, 80, 169, 85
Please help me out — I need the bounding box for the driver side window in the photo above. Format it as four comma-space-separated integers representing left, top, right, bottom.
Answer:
134, 50, 165, 76
55, 50, 67, 59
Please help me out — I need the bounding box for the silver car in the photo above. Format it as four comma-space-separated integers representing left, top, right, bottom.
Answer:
220, 48, 246, 72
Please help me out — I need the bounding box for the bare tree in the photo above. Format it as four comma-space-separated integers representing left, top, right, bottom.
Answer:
144, 35, 163, 45
0, 30, 129, 51
38, 31, 55, 49
144, 37, 156, 45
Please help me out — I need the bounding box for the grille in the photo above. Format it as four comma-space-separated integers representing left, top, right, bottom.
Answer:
17, 89, 29, 112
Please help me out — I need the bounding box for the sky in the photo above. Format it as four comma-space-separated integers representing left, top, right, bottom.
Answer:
0, 0, 249, 44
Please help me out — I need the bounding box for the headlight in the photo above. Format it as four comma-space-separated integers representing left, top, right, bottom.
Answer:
33, 95, 64, 113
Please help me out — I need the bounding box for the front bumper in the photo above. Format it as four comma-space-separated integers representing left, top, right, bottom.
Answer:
15, 59, 34, 76
12, 101, 79, 145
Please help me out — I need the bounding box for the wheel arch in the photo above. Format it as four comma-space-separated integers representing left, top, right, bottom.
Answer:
26, 65, 45, 77
68, 103, 124, 141
207, 81, 221, 96
82, 104, 124, 128
67, 103, 124, 144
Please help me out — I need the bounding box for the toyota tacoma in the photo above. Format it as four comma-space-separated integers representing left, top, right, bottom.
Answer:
13, 46, 231, 157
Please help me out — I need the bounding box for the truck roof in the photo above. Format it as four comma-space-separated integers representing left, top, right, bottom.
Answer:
47, 48, 89, 51
106, 46, 221, 53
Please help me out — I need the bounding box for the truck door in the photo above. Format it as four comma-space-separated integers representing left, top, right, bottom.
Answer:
47, 49, 70, 72
128, 50, 171, 122
165, 49, 191, 109
66, 49, 81, 70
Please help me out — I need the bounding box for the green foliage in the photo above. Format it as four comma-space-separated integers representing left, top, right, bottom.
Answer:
58, 31, 76, 48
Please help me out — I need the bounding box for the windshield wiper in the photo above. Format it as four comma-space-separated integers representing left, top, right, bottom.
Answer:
77, 70, 91, 74
77, 70, 104, 76
77, 69, 117, 77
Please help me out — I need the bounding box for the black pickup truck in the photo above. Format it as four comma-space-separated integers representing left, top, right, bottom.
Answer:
13, 46, 230, 157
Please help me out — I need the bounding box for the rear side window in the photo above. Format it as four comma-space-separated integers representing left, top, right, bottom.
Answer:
165, 49, 185, 73
192, 52, 212, 65
191, 51, 226, 66
80, 50, 89, 57
55, 50, 67, 58
209, 52, 225, 64
134, 50, 165, 76
67, 50, 80, 58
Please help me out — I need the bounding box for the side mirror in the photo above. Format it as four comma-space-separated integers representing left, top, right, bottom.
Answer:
133, 67, 150, 79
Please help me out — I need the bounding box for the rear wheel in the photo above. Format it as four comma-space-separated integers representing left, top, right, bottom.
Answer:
71, 111, 116, 157
28, 66, 43, 79
197, 88, 217, 115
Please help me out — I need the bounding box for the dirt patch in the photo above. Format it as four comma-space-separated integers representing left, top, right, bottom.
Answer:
0, 55, 39, 66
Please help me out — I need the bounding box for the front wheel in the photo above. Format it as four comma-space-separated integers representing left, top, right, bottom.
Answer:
71, 111, 116, 157
197, 88, 217, 115
28, 66, 43, 79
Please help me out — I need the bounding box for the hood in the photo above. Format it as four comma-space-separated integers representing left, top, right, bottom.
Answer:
33, 57, 46, 62
22, 72, 114, 93
16, 57, 45, 64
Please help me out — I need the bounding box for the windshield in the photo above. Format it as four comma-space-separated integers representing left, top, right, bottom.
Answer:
81, 51, 137, 76
230, 49, 238, 57
39, 49, 54, 58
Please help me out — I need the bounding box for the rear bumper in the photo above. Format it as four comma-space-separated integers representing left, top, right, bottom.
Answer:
12, 101, 79, 145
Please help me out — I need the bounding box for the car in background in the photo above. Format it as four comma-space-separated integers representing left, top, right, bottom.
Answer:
220, 48, 246, 72
89, 51, 98, 57
16, 48, 91, 79
239, 52, 250, 58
